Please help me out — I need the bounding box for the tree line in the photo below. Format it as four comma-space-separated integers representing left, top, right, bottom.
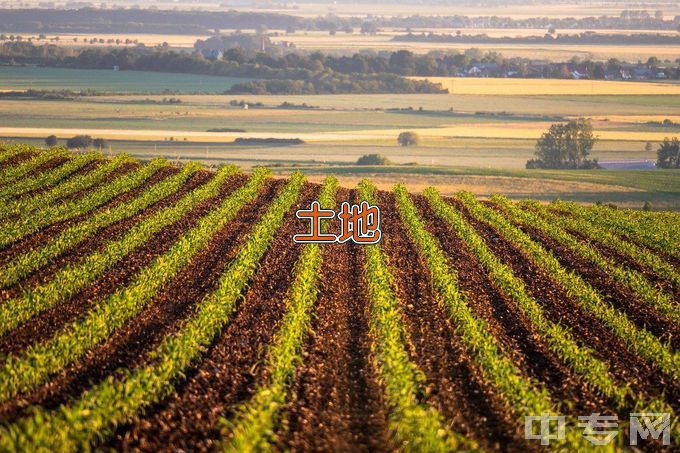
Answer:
0, 8, 677, 35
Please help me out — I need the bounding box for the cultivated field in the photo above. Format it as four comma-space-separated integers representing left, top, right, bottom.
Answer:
415, 77, 680, 96
0, 145, 677, 450
0, 66, 249, 93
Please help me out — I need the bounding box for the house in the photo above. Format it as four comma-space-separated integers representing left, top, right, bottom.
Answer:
631, 67, 653, 79
200, 49, 223, 60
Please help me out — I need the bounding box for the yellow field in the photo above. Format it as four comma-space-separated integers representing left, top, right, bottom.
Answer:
0, 124, 672, 143
414, 77, 680, 96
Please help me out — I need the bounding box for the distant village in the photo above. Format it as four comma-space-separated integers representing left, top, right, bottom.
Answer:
455, 61, 678, 81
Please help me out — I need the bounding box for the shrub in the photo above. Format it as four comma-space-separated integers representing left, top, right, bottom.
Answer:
356, 154, 391, 165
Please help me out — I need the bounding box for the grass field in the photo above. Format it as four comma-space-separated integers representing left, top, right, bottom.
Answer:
0, 146, 677, 451
0, 66, 249, 93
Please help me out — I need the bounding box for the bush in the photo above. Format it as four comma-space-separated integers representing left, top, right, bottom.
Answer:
356, 154, 391, 165
45, 135, 58, 147
398, 131, 419, 147
66, 135, 93, 149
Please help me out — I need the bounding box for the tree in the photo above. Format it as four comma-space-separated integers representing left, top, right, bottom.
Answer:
66, 135, 93, 149
656, 137, 680, 168
360, 22, 378, 35
397, 131, 419, 147
93, 138, 108, 149
356, 153, 391, 165
527, 118, 599, 169
45, 135, 58, 147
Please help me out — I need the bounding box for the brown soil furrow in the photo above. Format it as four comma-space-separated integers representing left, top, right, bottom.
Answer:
0, 161, 142, 265
11, 159, 102, 202
109, 183, 317, 452
0, 169, 213, 301
411, 195, 611, 417
580, 234, 679, 298
57, 161, 138, 204
20, 156, 69, 181
451, 198, 680, 411
517, 223, 680, 348
0, 174, 248, 357
0, 177, 281, 423
376, 191, 532, 451
280, 188, 392, 453
531, 207, 680, 278
0, 152, 35, 172
544, 219, 680, 299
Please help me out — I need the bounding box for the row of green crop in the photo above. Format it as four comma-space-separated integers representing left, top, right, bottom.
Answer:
0, 144, 33, 165
0, 162, 200, 289
394, 185, 594, 451
0, 147, 68, 187
524, 199, 680, 291
0, 165, 237, 338
548, 201, 680, 260
423, 188, 676, 439
0, 158, 167, 250
222, 176, 337, 451
0, 172, 306, 451
0, 168, 267, 402
0, 153, 98, 201
359, 180, 477, 452
0, 153, 133, 220
498, 199, 680, 324
456, 192, 680, 383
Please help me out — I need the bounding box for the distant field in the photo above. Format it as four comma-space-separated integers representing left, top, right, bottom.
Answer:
268, 32, 680, 61
0, 86, 677, 171
0, 66, 249, 93
416, 77, 680, 96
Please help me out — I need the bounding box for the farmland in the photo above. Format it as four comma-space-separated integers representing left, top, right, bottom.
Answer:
0, 75, 678, 208
0, 145, 677, 450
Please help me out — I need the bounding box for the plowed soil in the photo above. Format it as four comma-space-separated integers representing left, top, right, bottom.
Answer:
1, 154, 678, 452
281, 189, 392, 452
110, 183, 315, 452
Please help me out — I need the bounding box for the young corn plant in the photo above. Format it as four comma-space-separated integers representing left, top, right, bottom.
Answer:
0, 152, 99, 201
0, 153, 133, 220
548, 200, 679, 260
0, 165, 238, 336
221, 176, 338, 451
0, 157, 167, 249
0, 167, 269, 402
423, 187, 676, 440
358, 180, 479, 452
0, 147, 68, 186
499, 198, 680, 323
393, 185, 598, 452
0, 172, 306, 452
0, 144, 34, 165
456, 192, 680, 383
502, 196, 680, 322
0, 161, 202, 289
